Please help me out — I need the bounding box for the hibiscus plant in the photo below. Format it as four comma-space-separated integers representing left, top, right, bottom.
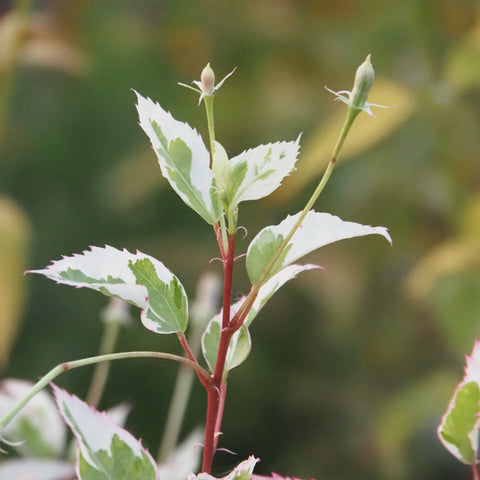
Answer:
0, 56, 393, 480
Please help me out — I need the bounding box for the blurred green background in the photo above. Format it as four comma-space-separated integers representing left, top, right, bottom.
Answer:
1, 0, 480, 479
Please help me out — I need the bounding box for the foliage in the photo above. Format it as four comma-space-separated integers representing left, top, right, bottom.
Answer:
0, 56, 393, 480
0, 2, 479, 479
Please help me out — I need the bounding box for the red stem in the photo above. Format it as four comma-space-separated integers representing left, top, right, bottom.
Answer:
202, 385, 220, 472
473, 464, 480, 480
177, 332, 211, 390
214, 233, 236, 381
214, 381, 227, 451
201, 232, 236, 473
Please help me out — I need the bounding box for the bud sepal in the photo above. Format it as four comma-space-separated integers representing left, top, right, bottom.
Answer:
325, 54, 388, 116
179, 63, 237, 105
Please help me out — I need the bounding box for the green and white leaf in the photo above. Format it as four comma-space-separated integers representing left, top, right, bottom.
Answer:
245, 263, 320, 327
0, 379, 66, 458
29, 246, 188, 334
246, 211, 392, 284
135, 91, 221, 225
189, 455, 258, 480
53, 385, 158, 480
438, 341, 480, 464
0, 459, 75, 480
212, 137, 300, 209
202, 305, 251, 374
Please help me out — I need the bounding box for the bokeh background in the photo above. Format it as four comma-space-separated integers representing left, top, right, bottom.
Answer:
1, 0, 480, 479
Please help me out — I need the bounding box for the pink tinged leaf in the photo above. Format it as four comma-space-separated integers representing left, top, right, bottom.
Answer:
189, 456, 259, 480
464, 340, 480, 384
437, 341, 480, 464
52, 385, 158, 480
252, 474, 315, 480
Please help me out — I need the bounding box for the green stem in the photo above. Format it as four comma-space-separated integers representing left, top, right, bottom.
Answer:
203, 95, 216, 160
232, 106, 361, 325
203, 94, 229, 249
0, 351, 211, 434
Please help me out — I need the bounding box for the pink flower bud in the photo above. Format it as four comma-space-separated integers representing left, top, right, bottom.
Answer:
200, 63, 215, 95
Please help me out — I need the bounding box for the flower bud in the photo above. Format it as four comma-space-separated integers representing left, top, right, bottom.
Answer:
350, 54, 375, 110
200, 63, 215, 95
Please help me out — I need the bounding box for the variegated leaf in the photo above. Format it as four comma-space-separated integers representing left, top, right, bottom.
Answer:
53, 385, 158, 480
212, 138, 300, 209
189, 456, 258, 480
135, 91, 221, 225
29, 246, 188, 334
202, 304, 251, 374
245, 264, 320, 327
438, 340, 480, 464
0, 379, 66, 458
246, 211, 391, 284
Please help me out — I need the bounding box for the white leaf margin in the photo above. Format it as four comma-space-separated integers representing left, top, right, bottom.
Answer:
437, 340, 480, 463
247, 210, 392, 282
245, 263, 321, 326
53, 385, 158, 478
229, 136, 301, 205
189, 455, 259, 480
28, 245, 188, 332
135, 91, 219, 224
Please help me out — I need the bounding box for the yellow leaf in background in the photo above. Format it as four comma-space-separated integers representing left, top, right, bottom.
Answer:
269, 79, 414, 205
0, 196, 30, 368
445, 17, 480, 93
0, 12, 89, 76
0, 12, 28, 72
404, 239, 480, 301
98, 147, 166, 213
405, 193, 480, 301
459, 192, 480, 238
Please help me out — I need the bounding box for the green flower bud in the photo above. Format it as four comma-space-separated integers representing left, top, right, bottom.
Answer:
325, 54, 388, 117
350, 54, 375, 110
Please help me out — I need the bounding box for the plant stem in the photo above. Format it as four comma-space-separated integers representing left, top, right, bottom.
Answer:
202, 232, 236, 473
158, 273, 219, 463
231, 106, 360, 327
203, 95, 216, 162
213, 381, 227, 451
202, 385, 220, 473
178, 333, 211, 391
473, 464, 480, 480
0, 351, 211, 435
200, 85, 360, 475
204, 94, 228, 251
